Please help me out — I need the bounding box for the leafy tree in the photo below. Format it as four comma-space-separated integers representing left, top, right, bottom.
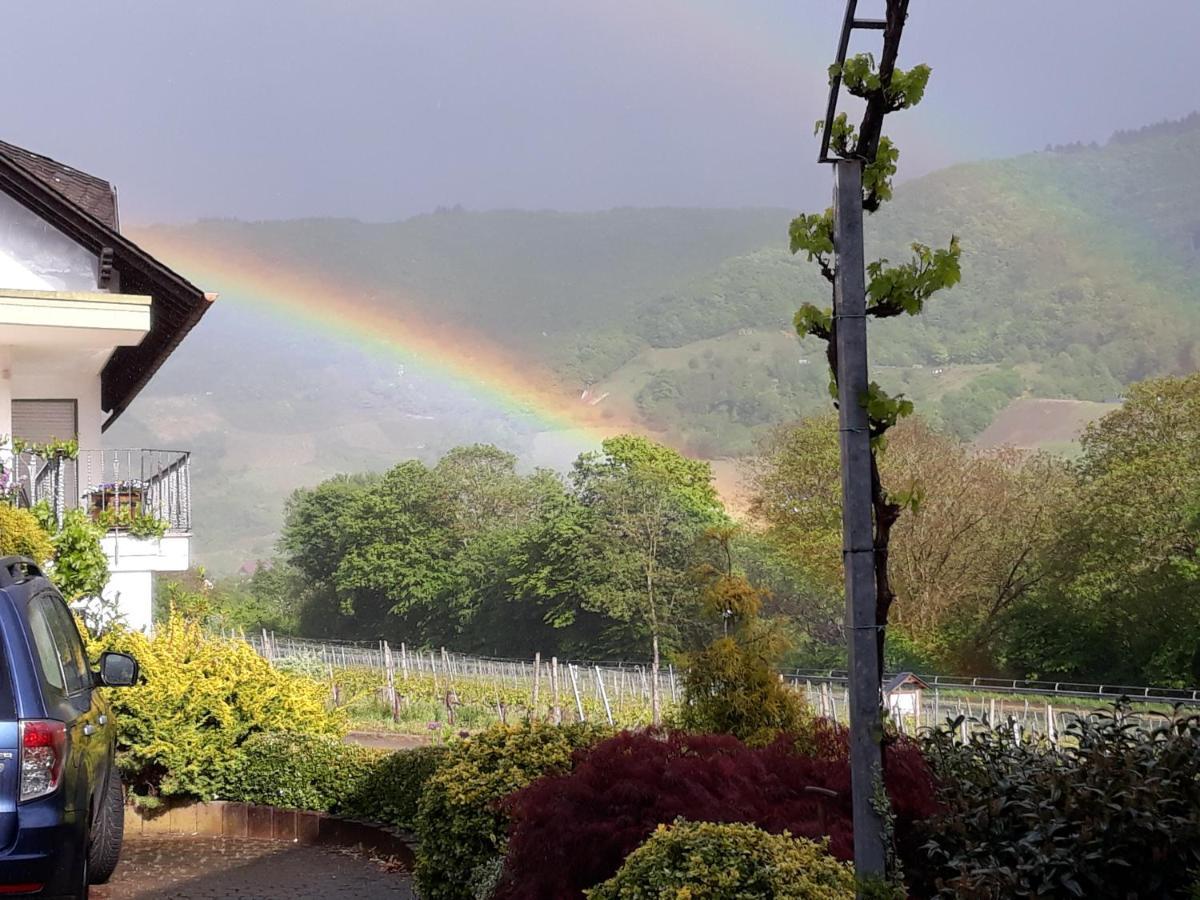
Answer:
884, 422, 1070, 672
747, 414, 843, 591
206, 562, 306, 633
734, 530, 845, 670
1005, 374, 1200, 684
281, 473, 378, 586
278, 441, 731, 662
332, 461, 460, 633
749, 417, 1068, 673
573, 435, 724, 723
490, 473, 610, 656
432, 444, 534, 543
789, 13, 961, 673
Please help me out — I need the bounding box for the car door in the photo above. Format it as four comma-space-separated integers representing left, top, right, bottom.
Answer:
26, 592, 103, 816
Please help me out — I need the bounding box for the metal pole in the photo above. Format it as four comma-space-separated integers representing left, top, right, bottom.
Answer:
833, 158, 887, 879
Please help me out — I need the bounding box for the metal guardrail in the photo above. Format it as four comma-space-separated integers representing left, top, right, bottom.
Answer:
788, 669, 1200, 705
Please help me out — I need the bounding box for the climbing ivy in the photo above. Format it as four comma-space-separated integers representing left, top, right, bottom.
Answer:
790, 3, 962, 672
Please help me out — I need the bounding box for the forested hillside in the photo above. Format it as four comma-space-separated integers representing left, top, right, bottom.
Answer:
112, 115, 1200, 570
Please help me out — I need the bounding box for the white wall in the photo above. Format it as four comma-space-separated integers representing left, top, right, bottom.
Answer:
101, 535, 191, 634
0, 191, 98, 292
102, 571, 153, 634
9, 357, 104, 453
0, 347, 11, 449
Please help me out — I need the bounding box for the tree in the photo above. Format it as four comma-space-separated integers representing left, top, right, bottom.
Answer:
1005, 374, 1200, 684
884, 422, 1070, 671
679, 528, 809, 744
573, 435, 725, 724
749, 417, 1068, 673
790, 7, 960, 675
332, 461, 460, 636
747, 414, 843, 591
433, 444, 535, 544
496, 473, 612, 656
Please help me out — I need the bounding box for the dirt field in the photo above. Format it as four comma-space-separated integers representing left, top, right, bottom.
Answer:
975, 397, 1117, 450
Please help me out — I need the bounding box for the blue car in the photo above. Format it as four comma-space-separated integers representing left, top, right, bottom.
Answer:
0, 557, 138, 898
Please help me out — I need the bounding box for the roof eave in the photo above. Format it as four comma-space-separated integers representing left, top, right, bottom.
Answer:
0, 154, 212, 429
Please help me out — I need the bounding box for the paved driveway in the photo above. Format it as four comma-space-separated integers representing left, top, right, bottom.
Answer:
92, 836, 416, 899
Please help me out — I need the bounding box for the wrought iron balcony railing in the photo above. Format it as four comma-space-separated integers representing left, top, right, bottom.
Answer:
5, 448, 191, 534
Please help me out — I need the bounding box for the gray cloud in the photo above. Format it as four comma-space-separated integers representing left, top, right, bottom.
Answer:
6, 0, 1196, 223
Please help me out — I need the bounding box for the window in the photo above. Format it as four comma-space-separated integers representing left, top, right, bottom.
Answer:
27, 594, 91, 697
27, 603, 64, 693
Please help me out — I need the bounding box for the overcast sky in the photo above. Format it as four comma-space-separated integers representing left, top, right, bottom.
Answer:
8, 1, 1196, 224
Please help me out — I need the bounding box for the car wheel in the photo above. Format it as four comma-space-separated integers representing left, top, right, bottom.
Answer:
88, 765, 125, 884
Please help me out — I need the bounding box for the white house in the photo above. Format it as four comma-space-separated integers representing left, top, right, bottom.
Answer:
0, 140, 213, 632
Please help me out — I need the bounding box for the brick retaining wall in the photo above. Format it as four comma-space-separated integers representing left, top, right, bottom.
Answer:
123, 800, 415, 865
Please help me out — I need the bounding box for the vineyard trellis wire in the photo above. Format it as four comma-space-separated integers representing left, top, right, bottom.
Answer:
231, 630, 1200, 739
238, 630, 679, 729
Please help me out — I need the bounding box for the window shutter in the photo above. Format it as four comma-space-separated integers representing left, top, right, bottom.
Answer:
11, 400, 77, 443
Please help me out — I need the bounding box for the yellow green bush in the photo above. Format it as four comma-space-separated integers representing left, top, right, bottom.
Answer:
587, 820, 856, 900
0, 503, 54, 565
89, 615, 343, 806
414, 721, 609, 900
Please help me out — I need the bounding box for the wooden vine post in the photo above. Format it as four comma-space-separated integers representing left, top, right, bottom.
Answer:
532, 652, 542, 720
382, 640, 399, 722
550, 656, 562, 725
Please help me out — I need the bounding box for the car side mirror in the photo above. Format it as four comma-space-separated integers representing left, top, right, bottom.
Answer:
96, 651, 139, 688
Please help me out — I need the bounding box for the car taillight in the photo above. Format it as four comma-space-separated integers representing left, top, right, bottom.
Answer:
19, 720, 66, 802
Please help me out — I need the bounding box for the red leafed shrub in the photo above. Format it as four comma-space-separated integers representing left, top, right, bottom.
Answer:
496, 726, 937, 899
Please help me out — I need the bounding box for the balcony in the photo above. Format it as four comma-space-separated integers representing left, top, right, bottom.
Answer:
6, 448, 191, 534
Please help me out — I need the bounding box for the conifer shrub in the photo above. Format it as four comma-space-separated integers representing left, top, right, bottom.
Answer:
498, 727, 937, 898
678, 529, 811, 745
89, 615, 343, 806
413, 722, 609, 900
586, 820, 855, 900
678, 633, 812, 745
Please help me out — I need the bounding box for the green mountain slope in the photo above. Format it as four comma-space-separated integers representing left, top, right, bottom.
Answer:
110, 115, 1200, 570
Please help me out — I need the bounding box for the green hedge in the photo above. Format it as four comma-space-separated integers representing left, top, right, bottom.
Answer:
918, 704, 1200, 898
231, 733, 448, 832
414, 722, 609, 900
587, 820, 856, 900
234, 733, 377, 812
343, 745, 449, 829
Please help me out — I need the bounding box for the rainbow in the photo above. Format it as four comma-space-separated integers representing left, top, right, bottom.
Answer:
125, 4, 956, 456
134, 229, 646, 446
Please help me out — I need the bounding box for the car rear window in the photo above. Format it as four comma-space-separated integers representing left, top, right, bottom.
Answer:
27, 593, 92, 698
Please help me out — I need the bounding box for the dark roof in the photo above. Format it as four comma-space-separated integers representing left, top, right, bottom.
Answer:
883, 672, 929, 693
0, 140, 212, 429
0, 140, 119, 230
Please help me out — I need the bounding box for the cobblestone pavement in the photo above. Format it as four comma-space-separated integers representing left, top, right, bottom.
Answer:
92, 836, 416, 899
